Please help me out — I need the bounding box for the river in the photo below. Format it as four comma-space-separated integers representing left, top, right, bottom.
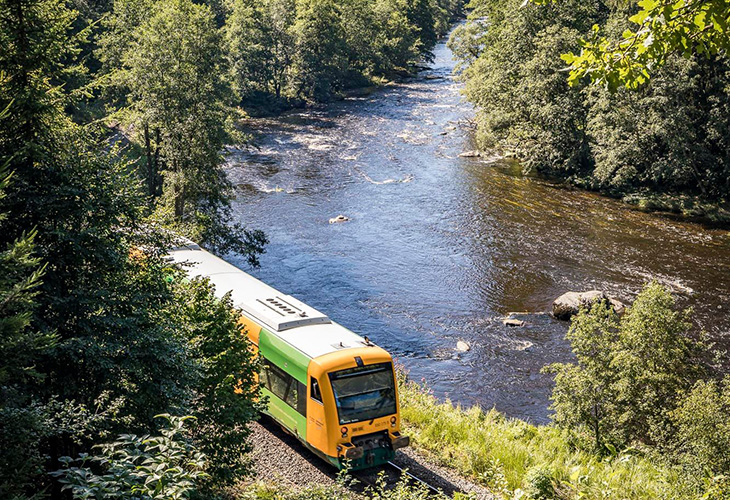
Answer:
226, 33, 730, 423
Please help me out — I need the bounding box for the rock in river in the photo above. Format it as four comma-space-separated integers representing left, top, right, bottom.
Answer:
552, 290, 626, 320
458, 150, 481, 158
503, 318, 526, 327
329, 215, 350, 224
456, 341, 470, 352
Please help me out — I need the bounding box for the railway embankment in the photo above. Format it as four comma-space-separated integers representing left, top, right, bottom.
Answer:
397, 379, 691, 500
236, 373, 706, 500
240, 417, 496, 499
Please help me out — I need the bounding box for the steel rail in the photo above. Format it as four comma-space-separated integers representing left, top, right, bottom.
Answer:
384, 461, 444, 496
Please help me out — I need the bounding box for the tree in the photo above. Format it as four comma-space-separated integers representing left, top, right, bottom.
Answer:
610, 282, 704, 445
170, 277, 260, 487
115, 0, 267, 259
406, 0, 438, 60
451, 0, 730, 202
449, 0, 602, 176
0, 169, 51, 393
670, 377, 730, 477
585, 53, 730, 200
225, 0, 297, 102
543, 301, 619, 450
121, 0, 229, 220
291, 0, 349, 101
0, 121, 56, 498
371, 0, 423, 72
340, 0, 380, 77
546, 282, 706, 450
531, 0, 730, 90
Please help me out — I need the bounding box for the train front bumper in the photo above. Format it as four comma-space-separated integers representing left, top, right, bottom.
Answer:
336, 431, 410, 469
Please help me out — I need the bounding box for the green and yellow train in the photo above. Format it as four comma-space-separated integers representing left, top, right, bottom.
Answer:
169, 242, 409, 470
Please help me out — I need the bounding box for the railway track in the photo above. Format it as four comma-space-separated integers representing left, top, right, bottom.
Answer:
252, 419, 495, 498
385, 461, 446, 495
354, 460, 449, 497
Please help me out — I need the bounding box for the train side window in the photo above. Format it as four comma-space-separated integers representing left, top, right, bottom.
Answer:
269, 368, 289, 401
259, 358, 271, 391
310, 377, 323, 403
285, 380, 306, 416
296, 380, 306, 415
260, 358, 306, 416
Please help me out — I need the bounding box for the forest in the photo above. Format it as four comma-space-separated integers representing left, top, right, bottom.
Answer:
0, 0, 462, 497
450, 0, 730, 220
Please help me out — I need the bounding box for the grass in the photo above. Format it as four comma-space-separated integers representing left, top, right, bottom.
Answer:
233, 471, 447, 500
398, 378, 698, 500
232, 482, 350, 500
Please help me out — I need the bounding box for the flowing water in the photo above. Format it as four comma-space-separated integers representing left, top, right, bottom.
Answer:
227, 34, 730, 423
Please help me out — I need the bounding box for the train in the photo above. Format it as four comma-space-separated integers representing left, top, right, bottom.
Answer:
168, 241, 409, 470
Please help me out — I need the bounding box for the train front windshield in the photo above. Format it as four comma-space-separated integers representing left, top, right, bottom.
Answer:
329, 362, 397, 425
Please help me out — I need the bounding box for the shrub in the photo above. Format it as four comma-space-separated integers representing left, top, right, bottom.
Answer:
703, 476, 730, 500
523, 465, 555, 500
671, 377, 730, 477
52, 414, 208, 500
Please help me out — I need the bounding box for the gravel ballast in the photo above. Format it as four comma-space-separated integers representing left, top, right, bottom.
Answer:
247, 417, 497, 499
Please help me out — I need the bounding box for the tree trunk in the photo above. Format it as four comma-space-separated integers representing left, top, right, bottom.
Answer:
153, 128, 162, 196
144, 123, 155, 199
173, 165, 185, 221
593, 404, 601, 451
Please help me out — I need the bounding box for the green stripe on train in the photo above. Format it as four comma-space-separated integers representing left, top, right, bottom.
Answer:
259, 328, 310, 383
261, 387, 307, 440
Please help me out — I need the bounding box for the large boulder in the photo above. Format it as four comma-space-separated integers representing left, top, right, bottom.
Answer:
552, 290, 625, 320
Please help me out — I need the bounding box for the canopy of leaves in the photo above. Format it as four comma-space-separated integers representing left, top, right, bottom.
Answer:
530, 0, 730, 90
451, 0, 730, 204
545, 282, 708, 455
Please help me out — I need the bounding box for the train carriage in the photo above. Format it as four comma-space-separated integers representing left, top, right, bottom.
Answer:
168, 242, 409, 469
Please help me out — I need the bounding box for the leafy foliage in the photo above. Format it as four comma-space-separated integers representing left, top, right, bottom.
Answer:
53, 415, 208, 500
542, 301, 619, 451
546, 282, 705, 450
0, 129, 54, 499
535, 0, 730, 90
1, 0, 262, 492
223, 0, 464, 105
451, 0, 730, 205
102, 0, 267, 260
670, 377, 730, 478
170, 277, 261, 487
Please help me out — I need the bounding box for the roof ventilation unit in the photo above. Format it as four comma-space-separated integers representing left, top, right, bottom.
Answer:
240, 294, 331, 332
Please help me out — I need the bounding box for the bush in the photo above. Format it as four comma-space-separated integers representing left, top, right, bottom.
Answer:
671, 377, 730, 477
703, 476, 730, 500
53, 414, 208, 500
523, 465, 555, 500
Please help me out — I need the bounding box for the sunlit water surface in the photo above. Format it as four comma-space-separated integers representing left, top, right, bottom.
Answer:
226, 34, 730, 423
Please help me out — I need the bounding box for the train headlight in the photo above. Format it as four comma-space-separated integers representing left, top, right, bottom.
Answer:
390, 416, 397, 427
341, 426, 348, 437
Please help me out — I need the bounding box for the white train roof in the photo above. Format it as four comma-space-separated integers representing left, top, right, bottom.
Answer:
167, 242, 371, 359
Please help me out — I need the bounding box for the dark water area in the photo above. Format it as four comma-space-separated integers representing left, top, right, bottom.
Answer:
226, 34, 730, 423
